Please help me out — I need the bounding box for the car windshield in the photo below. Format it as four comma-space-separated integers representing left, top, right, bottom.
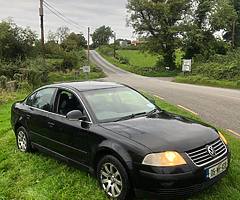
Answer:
83, 87, 156, 122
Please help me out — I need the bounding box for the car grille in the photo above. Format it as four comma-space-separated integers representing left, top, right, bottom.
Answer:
186, 138, 227, 167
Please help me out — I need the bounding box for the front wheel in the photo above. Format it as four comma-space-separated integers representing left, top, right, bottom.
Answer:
16, 126, 32, 153
96, 155, 132, 200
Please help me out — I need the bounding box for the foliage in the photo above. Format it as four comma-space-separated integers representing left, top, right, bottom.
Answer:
0, 75, 7, 89
92, 26, 113, 48
56, 26, 70, 44
61, 32, 87, 51
183, 0, 237, 59
61, 51, 80, 70
127, 0, 191, 70
0, 20, 37, 61
45, 41, 64, 59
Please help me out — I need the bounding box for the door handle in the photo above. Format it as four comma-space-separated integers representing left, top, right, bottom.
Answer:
48, 122, 55, 127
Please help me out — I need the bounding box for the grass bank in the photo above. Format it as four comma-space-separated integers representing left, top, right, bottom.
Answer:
97, 48, 179, 77
0, 91, 239, 199
175, 75, 240, 90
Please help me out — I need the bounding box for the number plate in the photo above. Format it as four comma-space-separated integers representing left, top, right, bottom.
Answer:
206, 159, 228, 179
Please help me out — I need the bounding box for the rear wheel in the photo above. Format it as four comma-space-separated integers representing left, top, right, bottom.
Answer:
16, 126, 32, 153
97, 155, 132, 200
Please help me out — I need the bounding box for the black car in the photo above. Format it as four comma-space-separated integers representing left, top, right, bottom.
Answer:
11, 81, 230, 200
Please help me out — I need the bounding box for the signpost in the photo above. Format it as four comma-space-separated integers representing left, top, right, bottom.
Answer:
182, 59, 192, 73
82, 66, 91, 80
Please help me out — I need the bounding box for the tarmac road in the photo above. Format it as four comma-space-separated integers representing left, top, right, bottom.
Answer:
90, 50, 240, 137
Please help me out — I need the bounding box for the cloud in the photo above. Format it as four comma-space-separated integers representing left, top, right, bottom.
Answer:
0, 0, 134, 40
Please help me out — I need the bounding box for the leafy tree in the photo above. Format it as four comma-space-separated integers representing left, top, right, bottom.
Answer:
182, 0, 237, 58
61, 32, 87, 51
127, 0, 191, 70
92, 26, 113, 48
224, 0, 240, 47
56, 26, 70, 43
0, 20, 37, 61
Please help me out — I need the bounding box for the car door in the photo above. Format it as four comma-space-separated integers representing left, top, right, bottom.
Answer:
46, 88, 91, 165
25, 87, 57, 147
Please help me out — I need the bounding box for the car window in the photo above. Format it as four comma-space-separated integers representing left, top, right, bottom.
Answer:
56, 90, 85, 117
26, 88, 56, 112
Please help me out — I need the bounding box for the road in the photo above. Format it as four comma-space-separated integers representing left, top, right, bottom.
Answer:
89, 50, 240, 137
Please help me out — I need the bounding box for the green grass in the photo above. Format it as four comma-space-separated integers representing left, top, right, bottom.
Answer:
97, 49, 179, 77
175, 75, 240, 90
117, 50, 158, 68
0, 92, 239, 199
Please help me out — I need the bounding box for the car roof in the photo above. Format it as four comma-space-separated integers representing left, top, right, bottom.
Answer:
46, 81, 124, 92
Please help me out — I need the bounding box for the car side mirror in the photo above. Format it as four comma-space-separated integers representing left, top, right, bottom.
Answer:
66, 110, 86, 121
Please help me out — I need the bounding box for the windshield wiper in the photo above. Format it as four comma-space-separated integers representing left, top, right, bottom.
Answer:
114, 112, 147, 122
146, 108, 160, 117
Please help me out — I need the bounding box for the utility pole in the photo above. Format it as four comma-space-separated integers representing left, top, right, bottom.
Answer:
87, 27, 90, 64
113, 32, 116, 58
39, 0, 45, 57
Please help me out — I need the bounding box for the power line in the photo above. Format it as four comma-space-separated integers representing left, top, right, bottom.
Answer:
43, 0, 86, 30
43, 3, 82, 30
44, 0, 86, 29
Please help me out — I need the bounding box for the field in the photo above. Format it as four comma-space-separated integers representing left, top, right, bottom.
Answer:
0, 92, 239, 200
97, 49, 179, 77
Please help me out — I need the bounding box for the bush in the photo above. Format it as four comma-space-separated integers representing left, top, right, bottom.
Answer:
190, 49, 240, 80
0, 75, 7, 89
62, 51, 79, 71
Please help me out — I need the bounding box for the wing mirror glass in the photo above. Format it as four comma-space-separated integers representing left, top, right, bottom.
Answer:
66, 110, 86, 121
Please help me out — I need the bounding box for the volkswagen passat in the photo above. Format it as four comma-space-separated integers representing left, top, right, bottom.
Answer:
11, 81, 230, 199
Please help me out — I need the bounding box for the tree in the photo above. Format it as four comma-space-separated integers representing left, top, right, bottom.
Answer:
127, 0, 191, 70
56, 26, 70, 44
223, 0, 240, 47
47, 30, 58, 42
183, 0, 237, 58
92, 26, 113, 48
0, 20, 37, 61
61, 32, 87, 51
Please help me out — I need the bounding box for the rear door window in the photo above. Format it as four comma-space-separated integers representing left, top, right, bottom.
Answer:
26, 88, 56, 112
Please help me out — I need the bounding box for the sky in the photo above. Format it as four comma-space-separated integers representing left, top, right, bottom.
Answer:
0, 0, 135, 41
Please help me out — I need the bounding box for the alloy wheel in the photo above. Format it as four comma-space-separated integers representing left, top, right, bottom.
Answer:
100, 162, 123, 198
17, 131, 27, 152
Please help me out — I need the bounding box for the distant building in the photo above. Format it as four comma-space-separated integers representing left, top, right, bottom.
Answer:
131, 40, 144, 46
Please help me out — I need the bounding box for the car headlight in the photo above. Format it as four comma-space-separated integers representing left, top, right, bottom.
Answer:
218, 131, 228, 144
142, 151, 186, 167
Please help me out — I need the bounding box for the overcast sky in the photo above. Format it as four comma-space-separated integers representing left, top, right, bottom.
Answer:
0, 0, 135, 40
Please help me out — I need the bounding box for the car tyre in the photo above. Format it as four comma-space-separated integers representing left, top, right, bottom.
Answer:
16, 126, 32, 153
97, 155, 132, 200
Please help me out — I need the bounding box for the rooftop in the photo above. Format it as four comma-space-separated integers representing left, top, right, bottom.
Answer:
49, 81, 124, 92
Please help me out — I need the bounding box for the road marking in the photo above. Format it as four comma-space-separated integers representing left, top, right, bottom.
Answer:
227, 129, 240, 137
154, 95, 165, 100
177, 105, 199, 116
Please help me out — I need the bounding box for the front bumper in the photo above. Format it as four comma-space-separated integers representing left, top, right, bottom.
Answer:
132, 152, 230, 199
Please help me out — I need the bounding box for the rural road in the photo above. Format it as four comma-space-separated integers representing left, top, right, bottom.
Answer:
89, 50, 240, 137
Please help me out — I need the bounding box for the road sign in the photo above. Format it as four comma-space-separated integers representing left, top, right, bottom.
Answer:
83, 66, 91, 73
182, 59, 192, 72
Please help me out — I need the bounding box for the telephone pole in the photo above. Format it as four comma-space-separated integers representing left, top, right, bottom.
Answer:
87, 27, 90, 64
39, 0, 45, 57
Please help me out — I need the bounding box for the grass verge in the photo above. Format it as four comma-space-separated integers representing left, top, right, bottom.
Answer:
0, 92, 239, 199
175, 75, 240, 90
